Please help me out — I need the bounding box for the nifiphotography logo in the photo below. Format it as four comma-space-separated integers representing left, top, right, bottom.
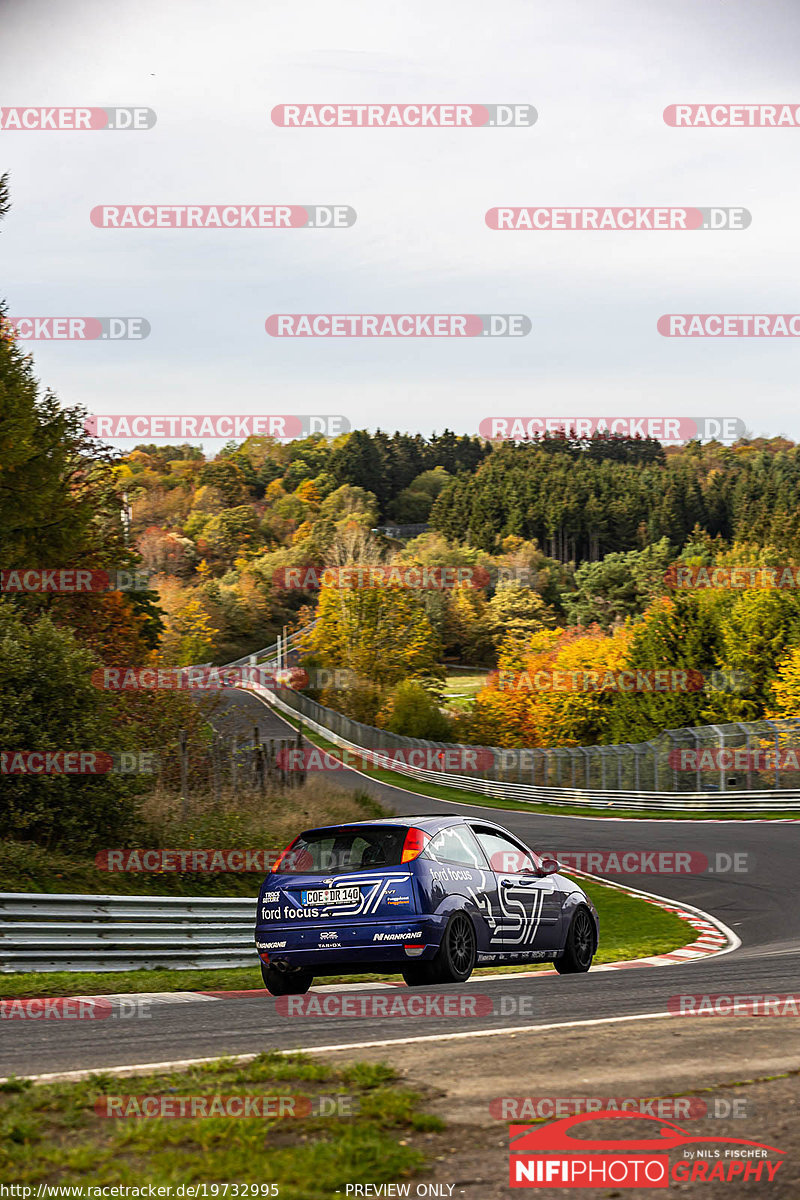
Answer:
508, 1111, 784, 1188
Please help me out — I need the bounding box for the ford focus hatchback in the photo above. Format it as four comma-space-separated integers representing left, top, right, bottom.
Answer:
255, 815, 598, 994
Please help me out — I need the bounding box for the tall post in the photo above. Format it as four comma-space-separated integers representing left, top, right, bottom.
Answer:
179, 729, 188, 818
211, 734, 221, 806
252, 725, 260, 785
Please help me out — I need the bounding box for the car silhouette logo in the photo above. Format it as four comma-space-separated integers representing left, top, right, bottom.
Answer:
510, 1111, 784, 1155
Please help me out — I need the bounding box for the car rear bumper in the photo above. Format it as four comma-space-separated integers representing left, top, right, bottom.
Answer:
254, 916, 441, 968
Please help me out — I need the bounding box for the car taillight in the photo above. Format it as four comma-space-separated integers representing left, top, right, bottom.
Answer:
272, 836, 300, 873
401, 827, 431, 863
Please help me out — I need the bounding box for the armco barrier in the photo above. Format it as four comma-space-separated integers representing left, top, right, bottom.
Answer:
0, 893, 256, 973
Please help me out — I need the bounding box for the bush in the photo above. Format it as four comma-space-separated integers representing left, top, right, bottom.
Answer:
377, 680, 453, 740
0, 604, 141, 850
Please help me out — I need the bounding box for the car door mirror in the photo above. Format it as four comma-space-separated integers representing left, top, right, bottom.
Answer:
534, 858, 560, 876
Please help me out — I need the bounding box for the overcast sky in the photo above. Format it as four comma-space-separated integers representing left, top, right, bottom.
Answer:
2, 0, 800, 449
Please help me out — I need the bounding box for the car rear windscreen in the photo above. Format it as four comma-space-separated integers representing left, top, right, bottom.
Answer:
275, 825, 409, 875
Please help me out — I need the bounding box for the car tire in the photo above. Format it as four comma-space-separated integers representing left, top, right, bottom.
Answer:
421, 911, 477, 985
261, 962, 314, 995
554, 906, 595, 974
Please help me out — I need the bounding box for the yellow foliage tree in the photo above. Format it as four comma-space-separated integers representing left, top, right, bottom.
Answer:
310, 582, 442, 688
767, 647, 800, 719
470, 625, 633, 747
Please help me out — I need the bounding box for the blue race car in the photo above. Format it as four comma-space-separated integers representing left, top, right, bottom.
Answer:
255, 814, 599, 995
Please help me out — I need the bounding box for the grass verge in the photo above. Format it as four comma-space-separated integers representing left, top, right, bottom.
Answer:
0, 1052, 444, 1197
0, 782, 383, 898
442, 668, 488, 712
0, 874, 691, 998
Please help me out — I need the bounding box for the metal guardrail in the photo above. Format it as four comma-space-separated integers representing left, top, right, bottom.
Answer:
0, 893, 257, 974
371, 523, 431, 540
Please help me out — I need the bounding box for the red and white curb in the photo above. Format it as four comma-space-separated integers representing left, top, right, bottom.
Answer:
3, 874, 737, 1012
564, 868, 738, 970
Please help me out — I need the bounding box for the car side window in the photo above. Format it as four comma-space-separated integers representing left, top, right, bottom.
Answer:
425, 825, 488, 869
473, 828, 536, 875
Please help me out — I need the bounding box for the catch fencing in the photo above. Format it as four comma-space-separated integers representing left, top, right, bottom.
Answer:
253, 685, 800, 810
219, 627, 800, 808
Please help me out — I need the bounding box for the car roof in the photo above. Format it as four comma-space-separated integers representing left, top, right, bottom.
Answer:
296, 814, 515, 836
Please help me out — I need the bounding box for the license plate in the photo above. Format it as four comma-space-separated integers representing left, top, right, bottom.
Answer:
302, 886, 360, 907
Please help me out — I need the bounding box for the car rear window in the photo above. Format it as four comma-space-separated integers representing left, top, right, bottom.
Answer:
275, 825, 409, 875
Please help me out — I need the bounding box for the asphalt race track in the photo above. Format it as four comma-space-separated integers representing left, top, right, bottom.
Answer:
2, 687, 798, 1080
